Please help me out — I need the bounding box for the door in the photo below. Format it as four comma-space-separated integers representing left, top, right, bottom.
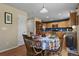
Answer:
18, 15, 27, 46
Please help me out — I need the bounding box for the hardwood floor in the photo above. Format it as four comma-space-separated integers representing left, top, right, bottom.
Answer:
0, 45, 26, 56
0, 45, 68, 56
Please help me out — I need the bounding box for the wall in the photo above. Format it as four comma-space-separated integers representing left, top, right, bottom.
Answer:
77, 25, 79, 53
0, 4, 27, 52
77, 8, 79, 53
27, 17, 42, 35
27, 19, 34, 36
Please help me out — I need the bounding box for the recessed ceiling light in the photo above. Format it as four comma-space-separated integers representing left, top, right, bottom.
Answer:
58, 13, 62, 16
46, 16, 49, 18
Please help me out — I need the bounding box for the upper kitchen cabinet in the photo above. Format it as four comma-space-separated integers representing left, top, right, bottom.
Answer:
70, 12, 77, 26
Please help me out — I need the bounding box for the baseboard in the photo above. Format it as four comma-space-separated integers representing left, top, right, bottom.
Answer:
0, 44, 25, 53
18, 43, 24, 47
0, 44, 24, 53
0, 45, 19, 53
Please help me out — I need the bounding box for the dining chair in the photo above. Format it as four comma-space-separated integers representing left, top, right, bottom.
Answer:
49, 37, 62, 56
22, 34, 43, 56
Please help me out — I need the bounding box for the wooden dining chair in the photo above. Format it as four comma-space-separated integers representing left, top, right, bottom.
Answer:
49, 38, 62, 56
22, 34, 43, 56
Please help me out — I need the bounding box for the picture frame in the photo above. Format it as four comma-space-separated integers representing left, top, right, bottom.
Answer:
5, 12, 12, 24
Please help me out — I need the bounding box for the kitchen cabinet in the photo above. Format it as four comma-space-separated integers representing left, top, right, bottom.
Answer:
70, 12, 77, 25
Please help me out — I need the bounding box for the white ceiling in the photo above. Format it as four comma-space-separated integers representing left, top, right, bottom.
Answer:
6, 3, 78, 21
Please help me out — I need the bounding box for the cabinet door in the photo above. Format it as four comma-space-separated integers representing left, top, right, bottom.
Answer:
77, 16, 79, 25
52, 24, 58, 28
36, 21, 42, 35
70, 12, 77, 25
70, 12, 77, 49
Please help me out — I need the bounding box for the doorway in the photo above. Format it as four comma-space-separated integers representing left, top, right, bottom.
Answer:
18, 15, 27, 46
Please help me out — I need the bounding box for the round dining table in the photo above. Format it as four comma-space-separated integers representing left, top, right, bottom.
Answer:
32, 36, 61, 56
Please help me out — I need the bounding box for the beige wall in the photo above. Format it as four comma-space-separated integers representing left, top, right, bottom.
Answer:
0, 4, 27, 52
77, 25, 79, 53
77, 15, 79, 53
76, 8, 79, 53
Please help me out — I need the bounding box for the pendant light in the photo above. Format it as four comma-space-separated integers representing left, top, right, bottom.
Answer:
40, 4, 48, 14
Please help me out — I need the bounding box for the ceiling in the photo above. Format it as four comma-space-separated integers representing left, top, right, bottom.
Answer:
6, 3, 78, 21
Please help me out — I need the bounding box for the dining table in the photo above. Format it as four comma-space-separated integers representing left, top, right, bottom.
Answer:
31, 35, 61, 56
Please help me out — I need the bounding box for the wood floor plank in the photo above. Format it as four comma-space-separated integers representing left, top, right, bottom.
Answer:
0, 45, 26, 56
0, 45, 68, 56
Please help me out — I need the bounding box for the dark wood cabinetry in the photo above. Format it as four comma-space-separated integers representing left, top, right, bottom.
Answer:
70, 12, 77, 25
36, 21, 42, 35
52, 24, 58, 28
77, 15, 79, 25
70, 12, 77, 49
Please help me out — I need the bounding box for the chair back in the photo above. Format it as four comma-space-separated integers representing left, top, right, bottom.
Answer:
22, 34, 43, 56
22, 34, 34, 55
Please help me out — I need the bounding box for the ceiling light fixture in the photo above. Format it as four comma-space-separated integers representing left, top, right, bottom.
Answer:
58, 13, 62, 16
46, 16, 49, 18
40, 4, 48, 14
